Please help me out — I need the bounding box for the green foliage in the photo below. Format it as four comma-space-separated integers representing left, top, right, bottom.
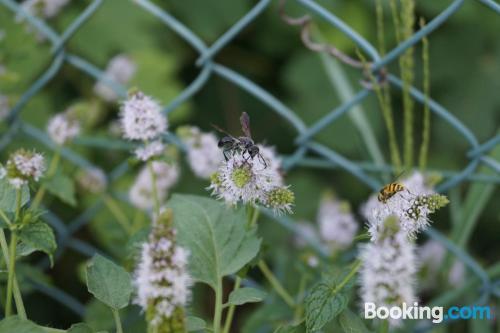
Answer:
68, 323, 107, 333
0, 178, 30, 213
186, 316, 206, 332
85, 254, 132, 310
227, 287, 267, 306
338, 309, 372, 333
0, 316, 45, 333
44, 171, 77, 206
18, 221, 57, 266
305, 282, 348, 332
166, 194, 261, 290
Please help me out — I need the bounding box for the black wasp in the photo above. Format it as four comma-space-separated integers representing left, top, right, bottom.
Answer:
213, 112, 267, 168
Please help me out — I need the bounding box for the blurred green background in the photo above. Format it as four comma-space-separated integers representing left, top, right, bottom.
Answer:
0, 0, 499, 332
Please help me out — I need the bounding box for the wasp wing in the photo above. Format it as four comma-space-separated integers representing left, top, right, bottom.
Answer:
211, 123, 237, 139
240, 112, 252, 138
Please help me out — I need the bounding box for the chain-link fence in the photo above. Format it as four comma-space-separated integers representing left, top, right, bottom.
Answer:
1, 0, 499, 330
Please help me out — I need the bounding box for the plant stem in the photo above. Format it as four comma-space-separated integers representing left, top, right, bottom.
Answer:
103, 194, 134, 235
213, 279, 224, 333
32, 150, 61, 210
419, 17, 431, 171
0, 229, 26, 319
334, 259, 362, 293
112, 308, 123, 333
147, 160, 160, 217
5, 232, 17, 317
0, 208, 12, 227
258, 260, 295, 308
222, 277, 241, 333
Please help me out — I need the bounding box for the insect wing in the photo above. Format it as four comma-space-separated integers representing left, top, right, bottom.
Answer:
240, 112, 252, 138
211, 123, 236, 139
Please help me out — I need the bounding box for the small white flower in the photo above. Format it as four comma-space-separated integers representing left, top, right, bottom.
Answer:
317, 196, 358, 250
95, 55, 136, 102
120, 92, 167, 141
129, 161, 179, 210
180, 126, 222, 179
0, 95, 9, 121
134, 140, 165, 161
77, 167, 107, 194
5, 150, 46, 188
134, 210, 192, 329
359, 230, 417, 327
47, 112, 80, 145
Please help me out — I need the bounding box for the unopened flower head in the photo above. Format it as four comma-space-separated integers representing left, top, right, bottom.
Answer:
77, 167, 107, 194
129, 161, 179, 210
0, 94, 9, 121
359, 223, 417, 327
317, 196, 358, 250
178, 126, 222, 179
134, 140, 165, 161
47, 111, 80, 145
120, 91, 167, 141
95, 54, 136, 102
5, 149, 45, 188
264, 186, 294, 215
134, 209, 192, 330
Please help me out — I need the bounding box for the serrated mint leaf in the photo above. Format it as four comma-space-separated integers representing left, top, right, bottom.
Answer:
0, 316, 45, 333
86, 254, 132, 310
166, 194, 261, 290
18, 221, 56, 266
228, 287, 267, 306
305, 283, 348, 332
44, 172, 76, 206
0, 178, 30, 213
339, 309, 372, 333
186, 316, 206, 332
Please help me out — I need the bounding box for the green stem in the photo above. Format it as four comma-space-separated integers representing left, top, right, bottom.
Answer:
0, 229, 26, 319
104, 194, 134, 235
419, 17, 431, 171
258, 260, 295, 308
0, 208, 12, 227
335, 260, 362, 293
147, 160, 160, 217
213, 279, 224, 333
293, 274, 308, 322
222, 277, 241, 333
112, 308, 123, 333
5, 232, 17, 317
32, 150, 61, 210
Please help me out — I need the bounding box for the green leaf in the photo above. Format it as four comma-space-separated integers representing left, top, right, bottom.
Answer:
67, 323, 96, 333
305, 283, 348, 332
0, 316, 45, 333
166, 194, 261, 290
339, 309, 372, 333
228, 287, 267, 306
85, 254, 132, 310
0, 178, 30, 213
18, 221, 57, 266
44, 172, 76, 206
186, 316, 206, 332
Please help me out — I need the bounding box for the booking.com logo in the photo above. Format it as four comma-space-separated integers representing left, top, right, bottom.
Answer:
364, 302, 494, 323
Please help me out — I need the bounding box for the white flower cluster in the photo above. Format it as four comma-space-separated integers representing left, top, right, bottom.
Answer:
419, 240, 465, 288
4, 149, 46, 188
19, 0, 70, 19
120, 92, 167, 141
77, 167, 107, 194
47, 111, 80, 146
134, 140, 165, 162
94, 55, 136, 102
0, 94, 9, 121
129, 161, 179, 210
358, 172, 449, 327
317, 196, 359, 250
179, 126, 222, 179
208, 146, 294, 214
134, 209, 191, 330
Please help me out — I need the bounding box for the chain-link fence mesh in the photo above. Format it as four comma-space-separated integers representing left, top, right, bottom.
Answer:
1, 0, 499, 330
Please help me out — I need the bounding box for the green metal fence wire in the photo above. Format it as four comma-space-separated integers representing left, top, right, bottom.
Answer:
1, 0, 499, 330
